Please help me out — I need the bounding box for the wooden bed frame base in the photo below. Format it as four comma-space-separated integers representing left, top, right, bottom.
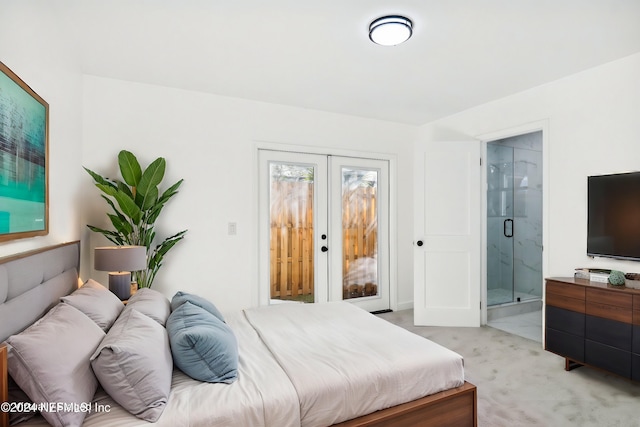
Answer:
334, 381, 477, 427
1, 344, 8, 427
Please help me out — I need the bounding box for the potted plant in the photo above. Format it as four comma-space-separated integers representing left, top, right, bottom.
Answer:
84, 150, 187, 288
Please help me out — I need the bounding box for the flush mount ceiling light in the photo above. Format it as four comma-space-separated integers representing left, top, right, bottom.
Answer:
369, 15, 413, 46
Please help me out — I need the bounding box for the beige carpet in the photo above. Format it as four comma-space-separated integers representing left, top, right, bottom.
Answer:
377, 309, 640, 427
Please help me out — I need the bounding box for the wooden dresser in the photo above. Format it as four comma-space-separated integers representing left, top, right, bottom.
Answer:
545, 277, 640, 381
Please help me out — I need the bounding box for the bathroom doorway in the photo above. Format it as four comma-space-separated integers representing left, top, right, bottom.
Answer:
486, 131, 543, 340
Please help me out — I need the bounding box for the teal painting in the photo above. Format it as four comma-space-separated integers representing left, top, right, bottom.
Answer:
0, 62, 48, 241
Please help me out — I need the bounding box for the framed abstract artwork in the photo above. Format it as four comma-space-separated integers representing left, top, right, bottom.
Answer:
0, 62, 49, 242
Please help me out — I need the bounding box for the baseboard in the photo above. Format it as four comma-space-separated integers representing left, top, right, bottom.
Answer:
396, 301, 414, 312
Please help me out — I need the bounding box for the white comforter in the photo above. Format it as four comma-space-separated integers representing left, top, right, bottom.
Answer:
244, 302, 465, 427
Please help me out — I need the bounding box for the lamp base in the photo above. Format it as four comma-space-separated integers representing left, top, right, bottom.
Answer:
109, 272, 132, 300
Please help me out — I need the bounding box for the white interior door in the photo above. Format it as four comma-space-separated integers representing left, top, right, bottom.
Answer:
414, 141, 481, 326
259, 150, 390, 312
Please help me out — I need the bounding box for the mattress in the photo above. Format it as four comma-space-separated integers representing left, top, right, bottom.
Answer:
244, 302, 465, 427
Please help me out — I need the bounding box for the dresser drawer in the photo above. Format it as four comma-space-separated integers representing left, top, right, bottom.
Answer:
585, 315, 632, 351
585, 340, 631, 378
586, 301, 633, 323
545, 328, 584, 362
546, 293, 585, 313
633, 353, 640, 382
634, 295, 640, 326
547, 281, 585, 300
586, 288, 632, 309
546, 305, 584, 336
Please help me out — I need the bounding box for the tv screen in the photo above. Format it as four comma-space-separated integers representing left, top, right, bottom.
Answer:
587, 172, 640, 261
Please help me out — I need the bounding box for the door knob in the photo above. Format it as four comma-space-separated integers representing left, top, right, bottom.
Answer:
321, 246, 328, 252
416, 240, 424, 247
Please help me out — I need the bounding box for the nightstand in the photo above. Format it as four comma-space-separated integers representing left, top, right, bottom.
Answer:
122, 283, 138, 305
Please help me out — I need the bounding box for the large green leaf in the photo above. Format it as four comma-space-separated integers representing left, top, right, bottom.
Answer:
140, 186, 159, 211
86, 225, 125, 245
145, 179, 184, 223
117, 181, 134, 200
114, 191, 142, 224
107, 214, 133, 236
155, 230, 187, 257
137, 158, 165, 201
96, 183, 118, 197
102, 196, 124, 218
147, 203, 165, 224
118, 151, 142, 187
157, 179, 183, 205
84, 167, 117, 191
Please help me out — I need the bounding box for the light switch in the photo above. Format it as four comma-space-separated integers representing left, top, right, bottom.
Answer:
228, 222, 237, 235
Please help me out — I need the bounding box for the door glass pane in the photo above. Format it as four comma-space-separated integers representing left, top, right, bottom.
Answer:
487, 143, 514, 306
269, 163, 314, 303
342, 168, 378, 300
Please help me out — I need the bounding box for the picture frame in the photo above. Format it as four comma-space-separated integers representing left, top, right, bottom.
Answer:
0, 61, 49, 242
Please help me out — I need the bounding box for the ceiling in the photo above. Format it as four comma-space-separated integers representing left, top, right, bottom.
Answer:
55, 0, 640, 125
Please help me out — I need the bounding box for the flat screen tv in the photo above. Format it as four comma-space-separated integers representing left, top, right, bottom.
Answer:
587, 171, 640, 261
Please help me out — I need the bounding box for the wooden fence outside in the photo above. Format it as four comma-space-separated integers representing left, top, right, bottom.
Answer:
270, 181, 377, 301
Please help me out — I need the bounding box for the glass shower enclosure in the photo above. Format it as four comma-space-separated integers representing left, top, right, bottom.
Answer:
486, 132, 543, 306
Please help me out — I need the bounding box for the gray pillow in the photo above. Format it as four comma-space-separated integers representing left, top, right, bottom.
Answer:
91, 308, 173, 422
124, 287, 171, 326
171, 291, 225, 322
166, 301, 238, 383
6, 303, 105, 427
61, 279, 123, 331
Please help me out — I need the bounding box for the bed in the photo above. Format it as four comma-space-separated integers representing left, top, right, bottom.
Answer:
0, 242, 476, 427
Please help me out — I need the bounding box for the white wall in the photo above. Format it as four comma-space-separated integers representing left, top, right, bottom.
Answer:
0, 1, 83, 258
81, 76, 417, 311
420, 53, 640, 279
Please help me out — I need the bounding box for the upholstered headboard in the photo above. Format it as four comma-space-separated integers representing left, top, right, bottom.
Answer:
0, 241, 80, 343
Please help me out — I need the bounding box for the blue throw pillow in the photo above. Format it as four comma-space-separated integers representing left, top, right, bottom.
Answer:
170, 291, 225, 322
166, 302, 238, 383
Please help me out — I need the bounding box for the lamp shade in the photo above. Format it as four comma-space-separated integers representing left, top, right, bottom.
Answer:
94, 246, 147, 272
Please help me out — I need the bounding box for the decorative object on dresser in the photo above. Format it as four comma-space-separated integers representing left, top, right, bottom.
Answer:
608, 270, 626, 286
624, 272, 640, 289
84, 150, 187, 288
545, 277, 640, 381
574, 268, 611, 283
94, 245, 147, 300
0, 61, 49, 243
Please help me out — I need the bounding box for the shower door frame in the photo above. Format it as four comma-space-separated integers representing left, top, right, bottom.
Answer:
477, 121, 550, 327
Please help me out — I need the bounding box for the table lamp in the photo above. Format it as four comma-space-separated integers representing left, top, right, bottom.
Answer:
94, 245, 147, 300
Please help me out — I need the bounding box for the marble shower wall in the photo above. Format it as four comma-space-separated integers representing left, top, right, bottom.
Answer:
487, 131, 543, 304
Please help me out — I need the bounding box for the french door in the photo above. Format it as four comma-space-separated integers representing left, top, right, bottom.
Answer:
258, 150, 390, 312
